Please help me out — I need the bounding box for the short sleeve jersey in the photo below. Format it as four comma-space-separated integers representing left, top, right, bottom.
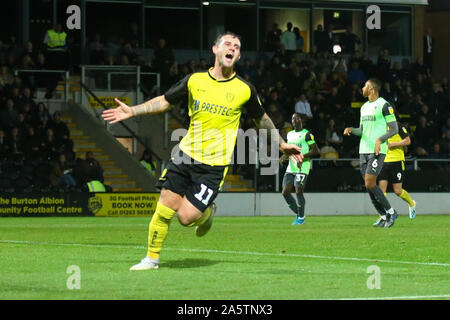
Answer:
286, 129, 315, 174
359, 97, 396, 154
385, 124, 409, 162
164, 68, 265, 166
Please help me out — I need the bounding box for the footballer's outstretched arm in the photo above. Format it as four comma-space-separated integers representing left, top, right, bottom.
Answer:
102, 95, 171, 124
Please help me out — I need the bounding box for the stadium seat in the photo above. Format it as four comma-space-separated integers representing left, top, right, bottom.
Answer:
323, 151, 339, 159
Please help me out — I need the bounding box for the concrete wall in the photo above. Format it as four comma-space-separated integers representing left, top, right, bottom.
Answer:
214, 192, 450, 216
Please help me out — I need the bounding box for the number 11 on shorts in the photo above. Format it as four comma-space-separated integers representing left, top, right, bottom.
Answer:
195, 184, 213, 205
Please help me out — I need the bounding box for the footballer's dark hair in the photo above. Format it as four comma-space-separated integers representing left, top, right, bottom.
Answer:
214, 31, 242, 46
368, 78, 382, 92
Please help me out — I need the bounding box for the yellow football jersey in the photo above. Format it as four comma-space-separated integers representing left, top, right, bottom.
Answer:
385, 124, 409, 162
164, 69, 265, 166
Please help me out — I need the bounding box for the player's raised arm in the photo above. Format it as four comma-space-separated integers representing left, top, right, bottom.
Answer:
256, 113, 304, 163
102, 95, 171, 124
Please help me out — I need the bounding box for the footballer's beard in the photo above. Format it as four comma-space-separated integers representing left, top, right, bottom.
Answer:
218, 54, 236, 69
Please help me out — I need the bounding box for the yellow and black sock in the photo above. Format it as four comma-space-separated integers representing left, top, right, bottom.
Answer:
399, 189, 414, 207
147, 202, 176, 260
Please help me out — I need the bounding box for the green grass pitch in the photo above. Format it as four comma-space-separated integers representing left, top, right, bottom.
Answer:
0, 215, 449, 300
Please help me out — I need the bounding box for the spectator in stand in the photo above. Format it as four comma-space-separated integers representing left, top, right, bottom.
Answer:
441, 118, 450, 139
32, 102, 51, 127
0, 65, 14, 88
17, 87, 36, 111
413, 116, 437, 156
264, 89, 282, 114
269, 56, 287, 83
397, 84, 414, 116
120, 42, 138, 65
293, 27, 304, 53
41, 128, 59, 160
273, 44, 290, 67
153, 38, 175, 89
253, 59, 270, 89
380, 82, 396, 105
314, 25, 328, 53
140, 149, 157, 177
23, 126, 41, 159
1, 99, 18, 131
411, 57, 429, 78
412, 73, 430, 101
136, 55, 153, 72
294, 93, 313, 123
340, 26, 361, 54
105, 55, 116, 66
34, 52, 53, 94
0, 129, 7, 157
348, 82, 364, 104
265, 23, 282, 51
311, 111, 328, 147
49, 111, 73, 157
188, 59, 200, 73
285, 64, 303, 98
20, 54, 35, 69
423, 27, 434, 71
429, 82, 448, 118
302, 70, 320, 101
86, 150, 104, 182
48, 160, 64, 188
280, 22, 296, 57
317, 72, 332, 95
57, 152, 77, 187
238, 58, 256, 79
324, 24, 335, 54
377, 49, 391, 81
325, 118, 343, 154
347, 61, 366, 86
43, 24, 66, 50
5, 127, 22, 155
331, 53, 347, 75
427, 143, 447, 170
417, 104, 435, 127
14, 113, 29, 138
89, 42, 107, 65
359, 52, 376, 78
166, 62, 181, 89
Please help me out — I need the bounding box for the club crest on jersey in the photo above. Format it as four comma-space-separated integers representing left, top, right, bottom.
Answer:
226, 92, 235, 102
388, 106, 394, 114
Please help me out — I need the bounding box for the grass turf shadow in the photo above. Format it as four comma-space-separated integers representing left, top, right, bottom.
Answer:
161, 258, 219, 269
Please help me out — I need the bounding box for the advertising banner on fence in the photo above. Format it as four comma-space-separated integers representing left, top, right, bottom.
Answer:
89, 193, 159, 217
0, 193, 91, 217
89, 96, 130, 109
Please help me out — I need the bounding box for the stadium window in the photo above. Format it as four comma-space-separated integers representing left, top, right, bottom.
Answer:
312, 7, 365, 54
86, 2, 140, 49
202, 1, 257, 51
29, 0, 53, 46
259, 6, 311, 53
145, 8, 200, 49
0, 1, 19, 43
367, 11, 412, 57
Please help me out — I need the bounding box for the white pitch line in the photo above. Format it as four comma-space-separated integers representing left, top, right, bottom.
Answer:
1, 240, 450, 267
333, 294, 450, 300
